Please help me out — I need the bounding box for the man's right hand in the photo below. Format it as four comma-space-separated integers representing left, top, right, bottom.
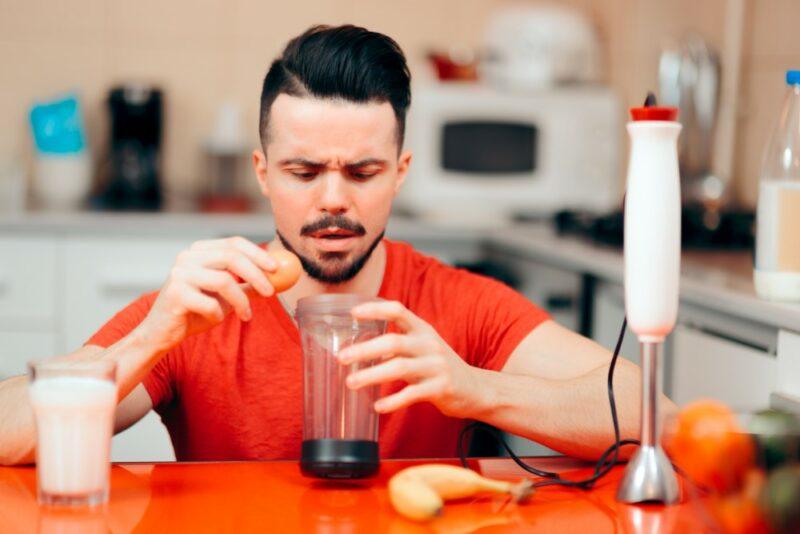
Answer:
136, 237, 279, 352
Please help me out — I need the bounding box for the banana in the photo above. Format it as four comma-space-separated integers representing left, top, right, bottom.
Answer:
388, 464, 533, 522
389, 471, 445, 522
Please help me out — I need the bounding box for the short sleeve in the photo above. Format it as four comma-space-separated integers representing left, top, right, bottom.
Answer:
84, 291, 175, 409
459, 272, 551, 372
85, 292, 158, 348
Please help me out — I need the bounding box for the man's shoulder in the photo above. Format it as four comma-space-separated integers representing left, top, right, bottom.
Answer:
385, 238, 459, 277
384, 239, 504, 295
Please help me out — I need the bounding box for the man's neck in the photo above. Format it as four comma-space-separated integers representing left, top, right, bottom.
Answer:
268, 240, 387, 311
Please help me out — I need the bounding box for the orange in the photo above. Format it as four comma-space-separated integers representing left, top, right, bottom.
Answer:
709, 493, 770, 534
664, 399, 755, 494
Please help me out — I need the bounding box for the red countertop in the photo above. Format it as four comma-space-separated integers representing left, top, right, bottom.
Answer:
0, 457, 714, 533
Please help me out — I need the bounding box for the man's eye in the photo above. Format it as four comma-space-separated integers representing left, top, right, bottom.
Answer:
351, 171, 378, 180
291, 171, 317, 179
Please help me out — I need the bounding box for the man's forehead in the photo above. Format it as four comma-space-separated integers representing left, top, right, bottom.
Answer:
266, 94, 398, 157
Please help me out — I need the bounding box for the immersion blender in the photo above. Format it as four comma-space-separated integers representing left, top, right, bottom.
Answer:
616, 93, 681, 504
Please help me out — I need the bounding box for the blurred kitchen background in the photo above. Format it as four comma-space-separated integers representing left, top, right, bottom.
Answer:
2, 0, 800, 462
0, 0, 798, 211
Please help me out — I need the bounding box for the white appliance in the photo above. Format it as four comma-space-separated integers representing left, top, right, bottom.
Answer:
399, 83, 621, 226
617, 108, 682, 504
482, 5, 601, 90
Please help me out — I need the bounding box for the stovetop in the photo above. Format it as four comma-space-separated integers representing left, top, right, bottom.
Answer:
517, 206, 755, 251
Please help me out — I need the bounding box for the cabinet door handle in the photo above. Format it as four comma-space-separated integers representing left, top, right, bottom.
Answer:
99, 277, 161, 297
546, 294, 576, 311
770, 392, 800, 415
686, 323, 774, 354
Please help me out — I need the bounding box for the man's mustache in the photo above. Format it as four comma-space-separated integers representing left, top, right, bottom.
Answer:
300, 215, 366, 236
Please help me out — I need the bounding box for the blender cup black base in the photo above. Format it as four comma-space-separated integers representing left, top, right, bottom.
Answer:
300, 439, 379, 479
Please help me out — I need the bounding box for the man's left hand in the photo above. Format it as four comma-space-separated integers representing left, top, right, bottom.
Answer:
337, 300, 479, 417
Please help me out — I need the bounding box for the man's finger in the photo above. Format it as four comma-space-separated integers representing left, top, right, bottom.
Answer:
192, 236, 277, 272
347, 355, 438, 390
350, 300, 426, 332
176, 282, 225, 324
373, 381, 438, 413
227, 254, 274, 297
183, 269, 252, 321
338, 333, 421, 364
185, 249, 275, 297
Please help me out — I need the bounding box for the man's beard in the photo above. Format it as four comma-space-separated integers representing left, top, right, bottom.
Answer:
276, 220, 385, 285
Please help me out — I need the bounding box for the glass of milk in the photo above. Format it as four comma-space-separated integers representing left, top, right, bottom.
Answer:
28, 359, 117, 507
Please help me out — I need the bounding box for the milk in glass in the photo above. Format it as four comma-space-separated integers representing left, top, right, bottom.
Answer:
29, 376, 116, 504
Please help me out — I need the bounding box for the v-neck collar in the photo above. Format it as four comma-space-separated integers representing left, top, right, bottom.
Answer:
268, 239, 394, 346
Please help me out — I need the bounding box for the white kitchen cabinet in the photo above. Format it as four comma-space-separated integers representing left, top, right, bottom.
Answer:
0, 236, 57, 329
0, 235, 60, 381
62, 236, 193, 350
111, 411, 175, 462
671, 323, 776, 409
0, 331, 57, 380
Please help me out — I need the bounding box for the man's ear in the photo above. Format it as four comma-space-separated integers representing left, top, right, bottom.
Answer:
394, 150, 412, 194
252, 149, 269, 197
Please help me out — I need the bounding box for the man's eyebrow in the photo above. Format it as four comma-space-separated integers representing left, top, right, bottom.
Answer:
278, 158, 325, 167
345, 158, 388, 168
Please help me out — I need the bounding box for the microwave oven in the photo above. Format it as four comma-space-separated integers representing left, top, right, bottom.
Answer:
398, 83, 622, 226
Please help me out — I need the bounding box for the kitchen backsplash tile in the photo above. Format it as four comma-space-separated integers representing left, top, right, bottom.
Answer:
0, 0, 798, 207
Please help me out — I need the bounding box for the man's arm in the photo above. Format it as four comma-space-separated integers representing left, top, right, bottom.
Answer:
472, 320, 663, 460
0, 236, 282, 466
0, 339, 158, 466
340, 302, 676, 462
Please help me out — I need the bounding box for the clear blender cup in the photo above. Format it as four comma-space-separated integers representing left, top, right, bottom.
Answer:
296, 294, 386, 478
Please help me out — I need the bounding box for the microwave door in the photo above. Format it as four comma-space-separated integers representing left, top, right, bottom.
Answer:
441, 120, 538, 175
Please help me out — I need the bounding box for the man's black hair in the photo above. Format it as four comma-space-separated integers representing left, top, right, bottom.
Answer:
259, 24, 411, 148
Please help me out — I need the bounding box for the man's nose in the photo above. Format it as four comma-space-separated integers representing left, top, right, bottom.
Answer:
317, 172, 350, 215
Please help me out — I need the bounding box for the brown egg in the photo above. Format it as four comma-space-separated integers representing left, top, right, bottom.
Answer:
267, 249, 302, 293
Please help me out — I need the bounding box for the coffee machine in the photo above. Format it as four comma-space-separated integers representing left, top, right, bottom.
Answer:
93, 85, 163, 210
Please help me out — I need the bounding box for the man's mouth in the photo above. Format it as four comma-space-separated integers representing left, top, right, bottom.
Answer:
308, 227, 359, 240
306, 226, 364, 252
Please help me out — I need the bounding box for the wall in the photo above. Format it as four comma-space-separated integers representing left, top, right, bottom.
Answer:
736, 0, 800, 206
0, 0, 797, 207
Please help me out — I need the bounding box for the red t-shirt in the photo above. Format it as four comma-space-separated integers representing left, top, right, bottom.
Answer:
86, 239, 549, 461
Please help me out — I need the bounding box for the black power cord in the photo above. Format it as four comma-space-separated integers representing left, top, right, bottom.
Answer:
458, 315, 641, 489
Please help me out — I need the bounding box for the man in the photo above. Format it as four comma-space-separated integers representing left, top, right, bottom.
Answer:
0, 25, 649, 466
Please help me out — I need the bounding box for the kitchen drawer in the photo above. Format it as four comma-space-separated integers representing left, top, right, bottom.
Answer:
0, 236, 57, 326
63, 236, 193, 350
0, 331, 58, 380
672, 323, 776, 408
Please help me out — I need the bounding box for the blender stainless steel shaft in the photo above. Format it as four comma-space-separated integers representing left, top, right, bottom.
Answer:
616, 343, 679, 503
